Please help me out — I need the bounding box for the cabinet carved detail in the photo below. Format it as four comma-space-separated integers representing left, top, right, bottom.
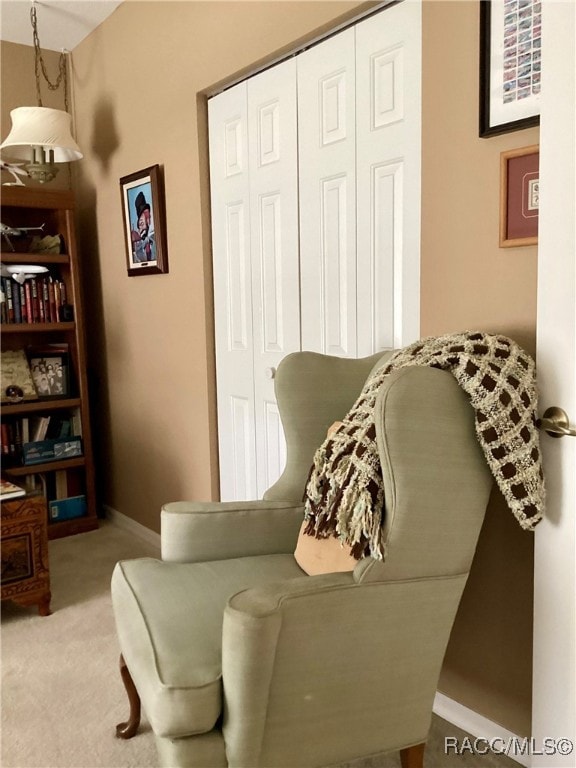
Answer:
1, 495, 52, 615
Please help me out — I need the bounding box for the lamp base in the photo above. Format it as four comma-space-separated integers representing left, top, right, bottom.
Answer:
26, 162, 59, 184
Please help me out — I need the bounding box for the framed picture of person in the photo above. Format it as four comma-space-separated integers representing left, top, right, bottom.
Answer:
119, 165, 169, 276
28, 349, 70, 399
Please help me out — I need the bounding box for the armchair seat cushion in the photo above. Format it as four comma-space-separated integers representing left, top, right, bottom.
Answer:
111, 554, 304, 739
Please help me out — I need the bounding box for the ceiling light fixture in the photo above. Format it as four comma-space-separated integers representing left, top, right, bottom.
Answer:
0, 1, 82, 184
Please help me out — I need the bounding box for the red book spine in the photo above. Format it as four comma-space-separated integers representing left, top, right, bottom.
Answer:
48, 277, 57, 323
1, 423, 10, 456
38, 278, 46, 323
24, 282, 33, 324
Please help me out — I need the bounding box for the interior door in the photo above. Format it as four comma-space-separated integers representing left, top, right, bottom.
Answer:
209, 60, 299, 501
355, 0, 421, 353
298, 28, 358, 357
532, 1, 575, 763
209, 83, 256, 501
247, 59, 299, 498
210, 1, 422, 501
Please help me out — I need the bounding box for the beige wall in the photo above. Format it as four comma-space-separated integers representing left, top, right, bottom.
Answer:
422, 1, 537, 736
66, 0, 369, 530
422, 1, 538, 353
1, 0, 538, 739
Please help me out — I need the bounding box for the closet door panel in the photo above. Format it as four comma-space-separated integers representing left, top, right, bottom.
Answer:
298, 28, 357, 357
210, 3, 422, 501
355, 1, 422, 354
248, 59, 299, 497
209, 83, 257, 501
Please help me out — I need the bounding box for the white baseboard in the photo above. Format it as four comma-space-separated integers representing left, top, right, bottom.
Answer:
434, 692, 530, 767
105, 505, 161, 550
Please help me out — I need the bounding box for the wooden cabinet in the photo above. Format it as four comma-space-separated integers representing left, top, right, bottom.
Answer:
1, 494, 51, 615
1, 187, 97, 539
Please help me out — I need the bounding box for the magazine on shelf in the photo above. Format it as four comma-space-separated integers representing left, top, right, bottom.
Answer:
0, 478, 26, 501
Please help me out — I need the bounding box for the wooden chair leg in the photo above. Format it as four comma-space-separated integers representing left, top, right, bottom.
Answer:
400, 742, 425, 768
115, 654, 141, 739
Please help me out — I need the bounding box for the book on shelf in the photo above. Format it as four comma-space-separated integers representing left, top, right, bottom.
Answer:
24, 468, 82, 502
31, 415, 51, 442
22, 435, 82, 466
49, 494, 86, 522
1, 411, 80, 466
18, 469, 86, 521
0, 478, 26, 501
0, 275, 69, 326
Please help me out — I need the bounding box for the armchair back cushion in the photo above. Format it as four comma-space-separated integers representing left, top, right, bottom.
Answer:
265, 351, 389, 503
281, 356, 492, 579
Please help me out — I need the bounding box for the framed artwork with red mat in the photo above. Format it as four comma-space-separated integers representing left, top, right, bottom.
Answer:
500, 144, 539, 247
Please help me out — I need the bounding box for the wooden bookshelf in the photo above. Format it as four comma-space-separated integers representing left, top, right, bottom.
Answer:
1, 187, 97, 539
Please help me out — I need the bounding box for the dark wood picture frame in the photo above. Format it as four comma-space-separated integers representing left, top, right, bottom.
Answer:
120, 165, 169, 276
500, 144, 539, 247
480, 0, 541, 138
27, 347, 70, 399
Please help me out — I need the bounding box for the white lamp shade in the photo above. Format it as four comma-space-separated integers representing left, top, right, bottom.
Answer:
0, 106, 82, 162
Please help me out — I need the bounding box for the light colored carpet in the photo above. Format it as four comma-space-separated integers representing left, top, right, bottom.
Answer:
1, 521, 519, 768
2, 521, 159, 768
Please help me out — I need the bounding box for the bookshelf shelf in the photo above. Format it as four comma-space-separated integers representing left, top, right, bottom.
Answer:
1, 187, 97, 540
1, 322, 76, 334
1, 253, 70, 265
6, 457, 86, 476
1, 397, 82, 417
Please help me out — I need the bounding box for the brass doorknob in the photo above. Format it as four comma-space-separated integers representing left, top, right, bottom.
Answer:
536, 407, 576, 438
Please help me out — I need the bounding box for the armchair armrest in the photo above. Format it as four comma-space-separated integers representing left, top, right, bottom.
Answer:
222, 572, 465, 767
161, 500, 304, 563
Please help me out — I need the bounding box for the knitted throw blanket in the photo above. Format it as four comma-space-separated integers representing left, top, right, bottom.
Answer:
303, 331, 545, 560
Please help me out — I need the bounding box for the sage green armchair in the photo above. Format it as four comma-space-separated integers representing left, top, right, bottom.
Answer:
111, 351, 493, 768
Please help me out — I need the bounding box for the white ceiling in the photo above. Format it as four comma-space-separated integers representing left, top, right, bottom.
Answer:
0, 0, 123, 51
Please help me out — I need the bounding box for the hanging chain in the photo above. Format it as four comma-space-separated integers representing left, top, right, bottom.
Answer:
31, 1, 69, 111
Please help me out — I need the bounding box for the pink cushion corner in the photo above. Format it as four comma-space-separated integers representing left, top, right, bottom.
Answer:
294, 520, 358, 576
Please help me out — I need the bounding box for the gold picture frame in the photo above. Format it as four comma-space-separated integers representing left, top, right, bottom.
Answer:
500, 145, 539, 248
1, 349, 38, 403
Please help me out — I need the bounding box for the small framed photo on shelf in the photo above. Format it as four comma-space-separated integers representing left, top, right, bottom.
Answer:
120, 164, 169, 277
27, 346, 70, 399
479, 0, 541, 137
500, 145, 539, 247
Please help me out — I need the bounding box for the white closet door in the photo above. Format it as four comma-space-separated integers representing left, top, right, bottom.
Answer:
209, 83, 257, 501
298, 28, 358, 357
355, 0, 422, 354
247, 59, 300, 498
210, 61, 300, 501
210, 3, 422, 500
